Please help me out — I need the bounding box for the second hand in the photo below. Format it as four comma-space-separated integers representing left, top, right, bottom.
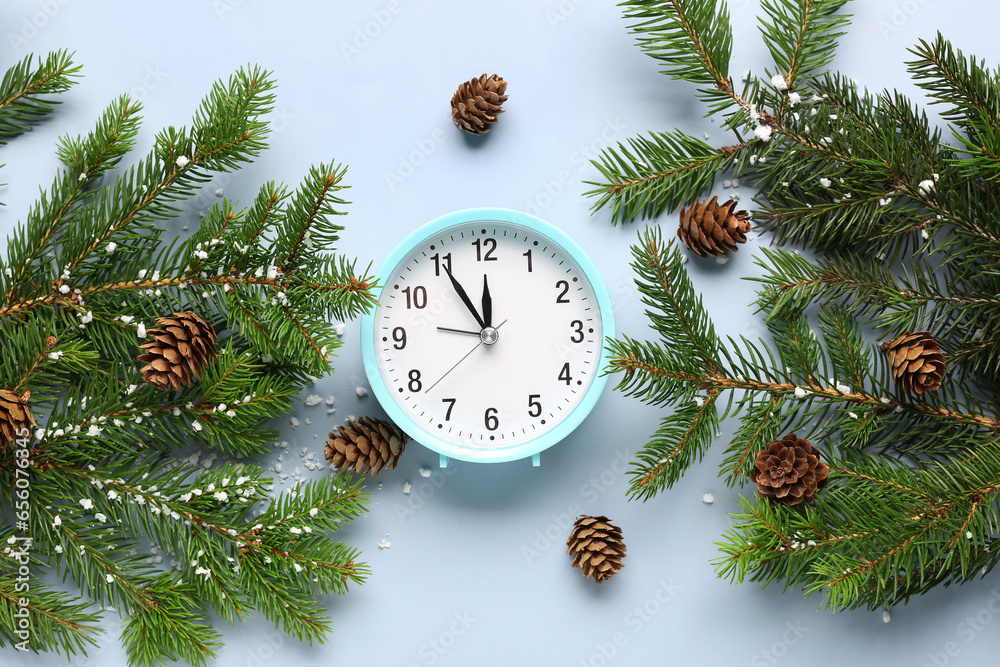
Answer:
424, 319, 507, 394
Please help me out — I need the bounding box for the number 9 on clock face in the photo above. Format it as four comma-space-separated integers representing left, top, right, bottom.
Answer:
361, 208, 615, 465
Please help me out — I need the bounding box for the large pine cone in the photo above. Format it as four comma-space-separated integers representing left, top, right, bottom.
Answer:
751, 434, 829, 506
677, 196, 751, 257
325, 417, 408, 475
880, 331, 945, 396
138, 312, 217, 391
451, 73, 508, 135
566, 515, 626, 584
0, 389, 35, 449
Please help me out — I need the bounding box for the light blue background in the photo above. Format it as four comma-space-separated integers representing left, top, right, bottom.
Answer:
1, 2, 996, 666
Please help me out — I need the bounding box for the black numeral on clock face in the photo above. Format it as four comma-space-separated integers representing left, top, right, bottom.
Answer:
555, 280, 570, 303
431, 252, 452, 276
392, 327, 407, 349
408, 369, 422, 392
528, 394, 542, 417
523, 249, 532, 272
558, 363, 572, 385
402, 285, 427, 309
484, 407, 499, 431
473, 238, 497, 262
442, 398, 456, 420
570, 320, 584, 343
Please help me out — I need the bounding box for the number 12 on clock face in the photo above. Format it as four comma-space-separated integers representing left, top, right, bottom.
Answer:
361, 209, 614, 465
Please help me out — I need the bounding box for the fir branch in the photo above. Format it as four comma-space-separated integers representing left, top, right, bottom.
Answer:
758, 0, 851, 86
0, 50, 80, 144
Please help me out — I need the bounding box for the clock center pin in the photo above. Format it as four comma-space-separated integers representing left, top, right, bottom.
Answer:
480, 327, 499, 345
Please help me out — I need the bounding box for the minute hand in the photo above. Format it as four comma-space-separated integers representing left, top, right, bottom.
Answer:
443, 265, 486, 330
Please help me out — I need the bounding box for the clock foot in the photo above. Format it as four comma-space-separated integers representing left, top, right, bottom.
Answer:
531, 453, 540, 467
439, 454, 450, 468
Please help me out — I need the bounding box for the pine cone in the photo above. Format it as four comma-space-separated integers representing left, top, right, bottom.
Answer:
751, 433, 829, 506
138, 312, 218, 391
566, 515, 626, 584
0, 389, 35, 450
879, 331, 945, 396
677, 196, 751, 257
325, 417, 408, 475
451, 73, 508, 135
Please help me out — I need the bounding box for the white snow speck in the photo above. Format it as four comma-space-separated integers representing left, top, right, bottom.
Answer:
94, 512, 107, 523
921, 229, 929, 240
972, 329, 984, 342
694, 396, 705, 407
326, 395, 336, 406
702, 493, 715, 504
418, 467, 431, 478
753, 125, 773, 142
192, 421, 203, 432
788, 92, 801, 106
770, 74, 788, 91
290, 417, 299, 428
794, 387, 808, 399
819, 177, 832, 188
356, 386, 368, 397
53, 516, 62, 527
55, 545, 63, 553
304, 394, 322, 406
106, 574, 115, 583
967, 531, 974, 539
882, 610, 891, 624
79, 498, 93, 510
215, 188, 224, 197
917, 179, 935, 195
175, 155, 190, 168
716, 255, 729, 265
403, 482, 412, 494
106, 242, 117, 253
137, 323, 146, 339
378, 538, 391, 550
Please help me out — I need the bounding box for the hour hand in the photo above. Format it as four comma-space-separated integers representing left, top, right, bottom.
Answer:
443, 265, 486, 330
481, 274, 492, 328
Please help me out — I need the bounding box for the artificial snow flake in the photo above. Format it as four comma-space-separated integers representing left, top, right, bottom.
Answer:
192, 421, 203, 432
356, 386, 368, 397
106, 242, 117, 253
918, 179, 935, 195
694, 396, 706, 407
418, 467, 431, 478
402, 482, 412, 494
749, 155, 757, 165
53, 516, 62, 527
967, 531, 974, 539
79, 498, 94, 510
289, 527, 303, 535
972, 329, 985, 342
794, 387, 808, 399
87, 424, 102, 437
771, 74, 788, 91
378, 538, 391, 549
214, 491, 229, 502
194, 250, 209, 260
848, 412, 858, 419
106, 574, 115, 583
136, 323, 146, 339
175, 155, 190, 168
309, 507, 319, 517
59, 283, 71, 294
882, 610, 891, 624
702, 493, 715, 504
293, 563, 303, 572
921, 228, 930, 240
95, 512, 107, 523
753, 125, 773, 142
290, 417, 299, 428
819, 177, 832, 188
54, 545, 63, 553
788, 92, 801, 106
304, 394, 322, 406
107, 490, 119, 501
819, 136, 832, 146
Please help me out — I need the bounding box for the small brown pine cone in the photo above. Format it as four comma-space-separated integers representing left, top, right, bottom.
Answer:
879, 331, 945, 396
325, 417, 408, 475
566, 515, 626, 584
751, 434, 829, 506
0, 389, 36, 450
138, 312, 218, 391
451, 73, 508, 135
677, 196, 751, 257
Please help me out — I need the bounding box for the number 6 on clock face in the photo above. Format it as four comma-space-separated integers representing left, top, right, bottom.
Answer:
361, 208, 615, 465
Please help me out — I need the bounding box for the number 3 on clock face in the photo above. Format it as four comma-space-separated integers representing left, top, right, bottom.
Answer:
361, 208, 615, 465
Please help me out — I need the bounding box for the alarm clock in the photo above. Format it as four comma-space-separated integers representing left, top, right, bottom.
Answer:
360, 208, 614, 466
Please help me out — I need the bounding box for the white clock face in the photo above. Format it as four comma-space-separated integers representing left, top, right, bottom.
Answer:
371, 220, 604, 456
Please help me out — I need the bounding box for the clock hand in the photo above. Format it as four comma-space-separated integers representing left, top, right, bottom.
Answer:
481, 273, 492, 328
436, 326, 482, 336
443, 265, 486, 330
424, 319, 507, 394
